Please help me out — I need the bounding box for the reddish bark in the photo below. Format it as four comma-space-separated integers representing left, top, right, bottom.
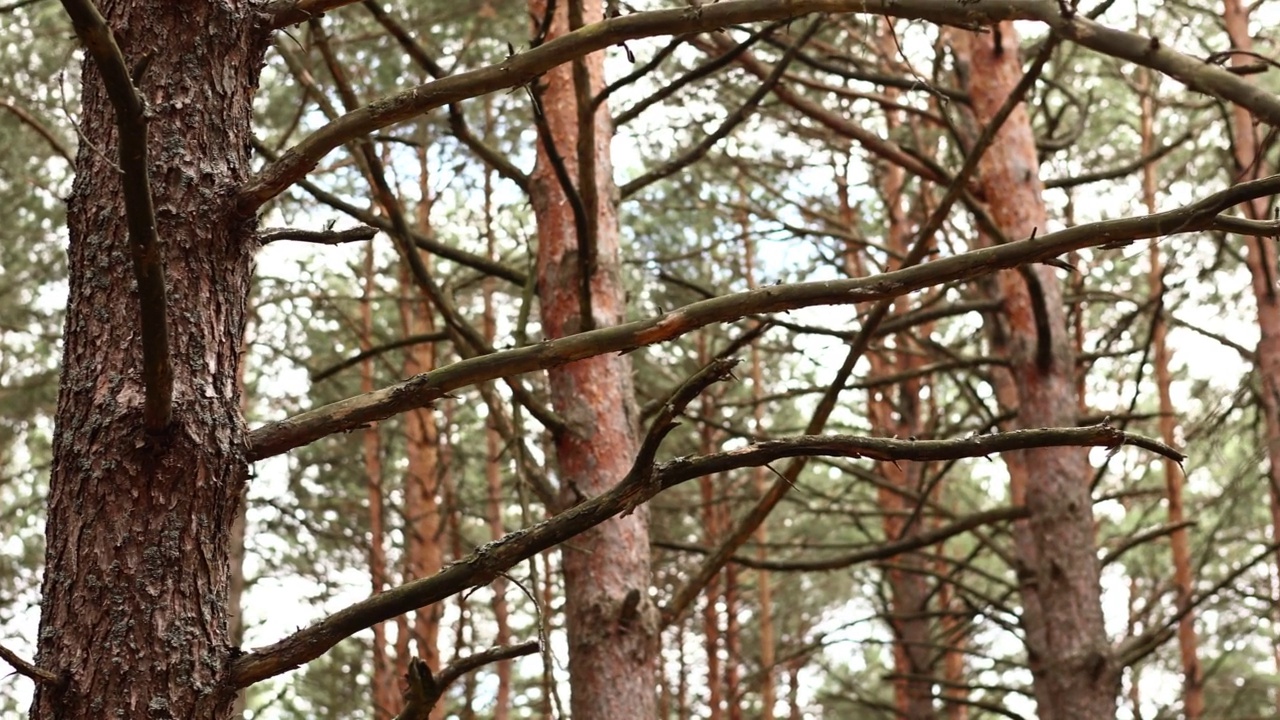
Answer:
31, 3, 269, 718
1221, 3, 1280, 707
956, 24, 1116, 718
527, 0, 658, 714
1140, 66, 1203, 719
839, 147, 937, 720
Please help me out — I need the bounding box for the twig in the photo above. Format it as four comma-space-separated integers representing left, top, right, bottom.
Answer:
258, 225, 377, 245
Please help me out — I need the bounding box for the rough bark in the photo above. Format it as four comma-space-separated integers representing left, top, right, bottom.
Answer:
956, 24, 1117, 718
31, 2, 268, 718
526, 0, 658, 714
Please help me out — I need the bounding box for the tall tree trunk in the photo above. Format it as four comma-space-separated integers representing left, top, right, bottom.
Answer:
526, 0, 657, 714
32, 3, 268, 718
362, 246, 396, 720
956, 24, 1116, 718
1140, 64, 1204, 720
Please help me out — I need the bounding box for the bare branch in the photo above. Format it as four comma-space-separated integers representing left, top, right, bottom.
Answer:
0, 641, 57, 685
655, 505, 1030, 572
231, 423, 1171, 687
246, 171, 1280, 461
60, 0, 172, 431
239, 0, 1280, 213
0, 98, 76, 168
258, 225, 377, 245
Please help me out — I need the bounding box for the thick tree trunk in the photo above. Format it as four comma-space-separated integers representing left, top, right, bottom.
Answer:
526, 0, 658, 715
31, 3, 268, 718
956, 24, 1117, 718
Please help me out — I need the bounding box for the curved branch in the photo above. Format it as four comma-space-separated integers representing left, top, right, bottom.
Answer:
246, 171, 1280, 461
240, 0, 1280, 213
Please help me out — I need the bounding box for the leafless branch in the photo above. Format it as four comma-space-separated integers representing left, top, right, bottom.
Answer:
258, 225, 377, 245
246, 171, 1280, 461
238, 0, 1280, 213
232, 423, 1172, 687
0, 641, 57, 685
0, 98, 76, 168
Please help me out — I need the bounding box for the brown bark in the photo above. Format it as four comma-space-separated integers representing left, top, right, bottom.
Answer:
743, 228, 778, 720
698, 335, 726, 720
527, 0, 657, 714
1221, 2, 1280, 707
363, 246, 396, 720
1140, 65, 1204, 719
401, 216, 444, 710
956, 24, 1116, 718
31, 3, 269, 718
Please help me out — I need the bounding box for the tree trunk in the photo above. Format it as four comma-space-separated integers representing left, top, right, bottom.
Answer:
31, 3, 268, 718
956, 24, 1117, 718
1221, 4, 1280, 710
526, 0, 658, 715
363, 246, 396, 720
1140, 64, 1204, 719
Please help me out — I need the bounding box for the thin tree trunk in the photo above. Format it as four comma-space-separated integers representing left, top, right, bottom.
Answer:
32, 4, 269, 717
742, 219, 778, 720
526, 0, 657, 714
698, 334, 726, 720
956, 24, 1117, 718
1139, 64, 1204, 720
838, 149, 937, 720
401, 167, 444, 709
481, 145, 513, 720
363, 246, 396, 720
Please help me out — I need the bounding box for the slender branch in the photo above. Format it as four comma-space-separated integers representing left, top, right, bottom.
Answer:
311, 331, 450, 382
0, 98, 76, 168
655, 505, 1030, 572
258, 225, 377, 245
0, 641, 57, 685
238, 0, 1280, 213
246, 171, 1280, 461
60, 0, 172, 431
232, 423, 1171, 687
619, 18, 821, 198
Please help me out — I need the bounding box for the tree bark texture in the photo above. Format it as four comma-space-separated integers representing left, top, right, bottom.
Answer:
32, 2, 268, 718
956, 24, 1117, 719
526, 0, 659, 715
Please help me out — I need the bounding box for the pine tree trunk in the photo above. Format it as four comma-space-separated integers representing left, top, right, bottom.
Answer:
31, 3, 268, 718
526, 0, 658, 714
956, 24, 1117, 718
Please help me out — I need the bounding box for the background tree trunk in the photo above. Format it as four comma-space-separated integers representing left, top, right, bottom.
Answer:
31, 2, 267, 718
956, 23, 1117, 718
526, 0, 659, 715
